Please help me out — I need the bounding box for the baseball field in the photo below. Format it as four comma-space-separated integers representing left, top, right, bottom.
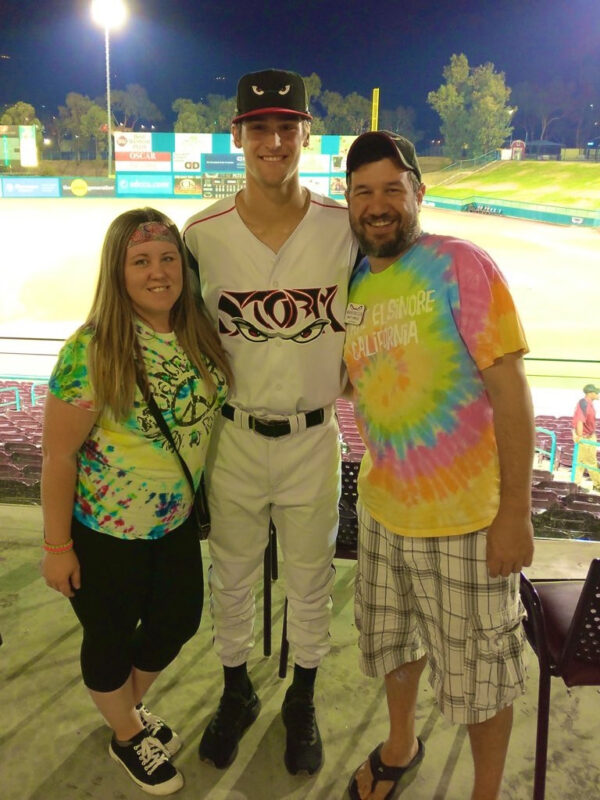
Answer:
0, 190, 598, 414
427, 160, 600, 210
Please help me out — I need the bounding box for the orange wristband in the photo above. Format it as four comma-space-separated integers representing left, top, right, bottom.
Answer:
43, 539, 74, 554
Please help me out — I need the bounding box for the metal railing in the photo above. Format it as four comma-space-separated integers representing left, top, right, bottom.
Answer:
570, 439, 600, 484
535, 427, 557, 473
0, 386, 21, 412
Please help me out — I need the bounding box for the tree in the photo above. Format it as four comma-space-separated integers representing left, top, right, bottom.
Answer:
534, 80, 571, 140
427, 55, 470, 160
58, 93, 98, 161
80, 105, 108, 159
205, 95, 236, 132
319, 90, 371, 134
512, 77, 600, 147
566, 81, 600, 149
0, 101, 43, 144
343, 93, 372, 135
512, 80, 570, 142
470, 63, 513, 154
108, 84, 163, 130
172, 98, 210, 133
172, 95, 237, 133
0, 100, 41, 128
302, 72, 326, 132
308, 116, 327, 135
303, 72, 322, 107
378, 105, 422, 145
318, 91, 345, 134
428, 53, 513, 160
510, 82, 540, 142
44, 114, 68, 155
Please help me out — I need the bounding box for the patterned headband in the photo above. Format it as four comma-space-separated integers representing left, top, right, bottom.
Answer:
127, 221, 179, 248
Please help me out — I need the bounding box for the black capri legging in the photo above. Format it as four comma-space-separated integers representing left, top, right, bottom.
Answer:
69, 515, 203, 692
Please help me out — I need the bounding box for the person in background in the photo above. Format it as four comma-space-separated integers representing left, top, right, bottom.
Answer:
182, 68, 358, 776
342, 131, 534, 800
41, 208, 230, 795
572, 383, 600, 490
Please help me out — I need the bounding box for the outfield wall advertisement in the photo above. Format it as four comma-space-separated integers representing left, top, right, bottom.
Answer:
0, 132, 350, 201
0, 124, 38, 168
111, 131, 347, 198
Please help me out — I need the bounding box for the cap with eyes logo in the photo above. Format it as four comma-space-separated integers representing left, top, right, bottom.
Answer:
233, 69, 312, 123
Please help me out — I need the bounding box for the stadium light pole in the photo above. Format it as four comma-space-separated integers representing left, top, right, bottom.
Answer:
507, 107, 516, 145
91, 0, 127, 178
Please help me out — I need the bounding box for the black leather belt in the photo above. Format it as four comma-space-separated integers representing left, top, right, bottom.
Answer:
221, 403, 325, 438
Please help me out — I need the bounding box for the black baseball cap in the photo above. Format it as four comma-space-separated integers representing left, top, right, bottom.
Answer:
583, 383, 600, 394
232, 69, 312, 124
346, 130, 422, 183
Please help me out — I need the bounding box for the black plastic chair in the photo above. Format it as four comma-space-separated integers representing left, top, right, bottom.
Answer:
519, 559, 600, 800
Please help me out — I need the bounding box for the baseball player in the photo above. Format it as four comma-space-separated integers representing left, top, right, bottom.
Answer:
182, 68, 358, 776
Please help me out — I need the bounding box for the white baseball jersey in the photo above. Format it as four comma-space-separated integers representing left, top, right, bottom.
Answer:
182, 191, 358, 417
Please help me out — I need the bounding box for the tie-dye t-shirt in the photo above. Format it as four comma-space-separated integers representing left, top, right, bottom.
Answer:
343, 233, 528, 537
49, 321, 227, 540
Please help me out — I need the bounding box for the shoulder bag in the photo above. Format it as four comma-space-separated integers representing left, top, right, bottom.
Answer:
137, 376, 211, 540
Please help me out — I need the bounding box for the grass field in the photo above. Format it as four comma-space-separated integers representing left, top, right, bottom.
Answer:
0, 193, 598, 414
426, 160, 600, 210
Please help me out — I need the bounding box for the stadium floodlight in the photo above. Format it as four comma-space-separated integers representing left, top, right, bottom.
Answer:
91, 0, 128, 178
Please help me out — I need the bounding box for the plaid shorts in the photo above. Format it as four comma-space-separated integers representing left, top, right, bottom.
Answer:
355, 502, 527, 724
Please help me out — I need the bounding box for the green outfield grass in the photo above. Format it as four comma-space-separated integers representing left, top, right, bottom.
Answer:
425, 160, 600, 211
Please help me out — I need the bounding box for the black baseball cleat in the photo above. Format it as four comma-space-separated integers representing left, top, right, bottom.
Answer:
198, 687, 261, 768
281, 687, 323, 775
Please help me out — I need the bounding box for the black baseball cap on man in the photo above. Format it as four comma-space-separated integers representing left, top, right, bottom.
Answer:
232, 69, 312, 124
346, 130, 422, 183
583, 383, 600, 394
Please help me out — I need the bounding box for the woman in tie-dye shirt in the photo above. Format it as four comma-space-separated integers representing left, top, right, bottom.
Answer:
41, 208, 231, 795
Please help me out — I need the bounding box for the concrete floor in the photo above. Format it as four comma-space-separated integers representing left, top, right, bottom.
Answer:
1, 504, 599, 800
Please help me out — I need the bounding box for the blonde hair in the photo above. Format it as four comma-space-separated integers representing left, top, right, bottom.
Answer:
84, 207, 232, 419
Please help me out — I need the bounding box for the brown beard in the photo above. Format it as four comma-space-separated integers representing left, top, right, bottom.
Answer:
350, 214, 421, 259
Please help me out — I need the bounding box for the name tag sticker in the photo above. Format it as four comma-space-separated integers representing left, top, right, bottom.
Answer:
345, 303, 365, 325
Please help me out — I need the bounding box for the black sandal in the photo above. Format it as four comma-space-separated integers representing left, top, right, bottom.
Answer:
347, 738, 424, 800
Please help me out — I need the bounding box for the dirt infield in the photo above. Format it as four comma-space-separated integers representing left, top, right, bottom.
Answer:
1, 196, 598, 407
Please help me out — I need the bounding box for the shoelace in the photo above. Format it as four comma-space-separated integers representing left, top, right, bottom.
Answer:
211, 692, 249, 731
285, 697, 317, 744
139, 705, 164, 736
133, 736, 169, 776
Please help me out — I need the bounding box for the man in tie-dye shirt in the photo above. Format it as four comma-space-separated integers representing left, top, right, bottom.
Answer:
342, 132, 534, 800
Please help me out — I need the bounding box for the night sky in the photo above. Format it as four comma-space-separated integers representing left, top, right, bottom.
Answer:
1, 0, 598, 136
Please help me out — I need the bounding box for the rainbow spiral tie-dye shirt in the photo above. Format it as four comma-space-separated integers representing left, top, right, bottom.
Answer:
49, 321, 227, 540
343, 233, 528, 537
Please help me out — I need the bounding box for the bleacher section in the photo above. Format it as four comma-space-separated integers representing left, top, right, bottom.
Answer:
0, 380, 46, 503
1, 380, 598, 542
535, 415, 577, 471
532, 414, 600, 541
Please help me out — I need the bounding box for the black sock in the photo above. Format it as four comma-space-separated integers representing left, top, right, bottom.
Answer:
290, 664, 317, 695
223, 663, 252, 697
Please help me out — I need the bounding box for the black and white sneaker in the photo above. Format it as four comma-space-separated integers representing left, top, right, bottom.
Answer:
109, 729, 183, 795
281, 687, 323, 775
137, 703, 182, 756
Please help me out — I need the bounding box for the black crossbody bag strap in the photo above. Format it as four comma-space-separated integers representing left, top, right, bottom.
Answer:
136, 374, 210, 539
